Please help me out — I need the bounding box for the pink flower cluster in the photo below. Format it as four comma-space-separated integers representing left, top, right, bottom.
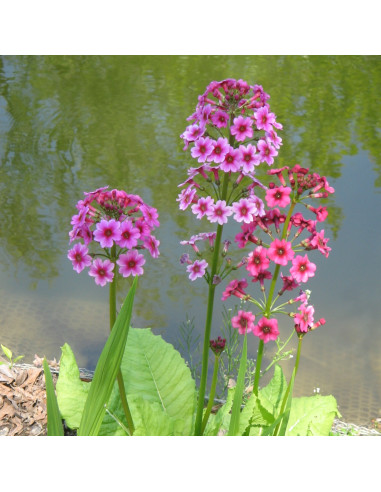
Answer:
178, 79, 283, 282
222, 165, 334, 341
68, 186, 160, 286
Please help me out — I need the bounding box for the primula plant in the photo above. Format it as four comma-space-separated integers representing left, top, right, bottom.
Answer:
67, 186, 160, 434
177, 78, 337, 435
44, 79, 340, 437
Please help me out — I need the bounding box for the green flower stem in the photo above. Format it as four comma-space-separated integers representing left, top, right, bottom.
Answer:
252, 339, 264, 395
273, 334, 303, 436
194, 173, 230, 436
109, 246, 135, 435
201, 354, 220, 434
252, 201, 297, 395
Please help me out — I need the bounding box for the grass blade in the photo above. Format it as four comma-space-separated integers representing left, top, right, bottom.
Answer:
228, 333, 247, 436
43, 358, 64, 436
78, 276, 138, 436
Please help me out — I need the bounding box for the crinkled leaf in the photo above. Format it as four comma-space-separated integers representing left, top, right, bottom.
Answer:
56, 343, 90, 429
286, 394, 340, 436
259, 364, 287, 417
128, 395, 175, 436
103, 328, 196, 436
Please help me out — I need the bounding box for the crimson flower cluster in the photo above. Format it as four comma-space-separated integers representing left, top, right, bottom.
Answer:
68, 186, 160, 286
224, 164, 334, 341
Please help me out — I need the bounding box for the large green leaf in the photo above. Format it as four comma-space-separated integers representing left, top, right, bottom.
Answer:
78, 276, 137, 436
286, 394, 340, 436
259, 364, 287, 417
43, 358, 64, 436
102, 328, 196, 436
56, 343, 90, 429
128, 395, 175, 436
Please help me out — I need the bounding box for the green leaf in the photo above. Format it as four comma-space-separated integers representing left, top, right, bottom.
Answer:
259, 364, 287, 417
203, 387, 235, 436
228, 333, 247, 436
1, 344, 12, 360
13, 355, 24, 363
128, 395, 175, 436
78, 276, 138, 436
56, 343, 90, 429
286, 394, 340, 436
102, 327, 196, 436
274, 367, 296, 436
43, 358, 64, 436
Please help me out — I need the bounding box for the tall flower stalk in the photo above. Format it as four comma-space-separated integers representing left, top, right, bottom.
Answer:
178, 79, 334, 435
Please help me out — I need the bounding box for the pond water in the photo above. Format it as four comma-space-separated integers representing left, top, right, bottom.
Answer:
0, 55, 380, 425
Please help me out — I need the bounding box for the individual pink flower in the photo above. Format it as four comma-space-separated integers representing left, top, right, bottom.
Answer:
231, 198, 257, 223
246, 246, 270, 276
230, 116, 253, 142
219, 147, 241, 173
265, 186, 292, 208
267, 239, 295, 266
245, 196, 264, 218
238, 144, 260, 173
186, 259, 208, 281
140, 204, 160, 228
177, 186, 197, 211
253, 317, 279, 343
307, 205, 329, 222
231, 310, 256, 335
307, 229, 331, 258
206, 200, 233, 225
279, 273, 299, 294
142, 235, 160, 258
181, 124, 204, 143
93, 219, 121, 249
221, 278, 248, 301
67, 243, 92, 273
250, 270, 272, 290
207, 137, 230, 164
89, 258, 115, 286
294, 304, 315, 333
117, 220, 140, 249
191, 137, 214, 162
211, 109, 229, 128
265, 129, 282, 149
290, 255, 316, 283
257, 138, 278, 165
254, 106, 276, 132
191, 196, 214, 219
117, 250, 146, 277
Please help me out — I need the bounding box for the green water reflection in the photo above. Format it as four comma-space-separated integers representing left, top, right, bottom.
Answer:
1, 56, 380, 278
0, 56, 380, 424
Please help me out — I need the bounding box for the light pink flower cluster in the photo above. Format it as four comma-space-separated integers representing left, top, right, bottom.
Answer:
178, 79, 283, 282
68, 186, 160, 286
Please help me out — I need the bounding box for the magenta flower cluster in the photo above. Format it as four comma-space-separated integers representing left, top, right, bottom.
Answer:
178, 78, 334, 343
68, 186, 160, 286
